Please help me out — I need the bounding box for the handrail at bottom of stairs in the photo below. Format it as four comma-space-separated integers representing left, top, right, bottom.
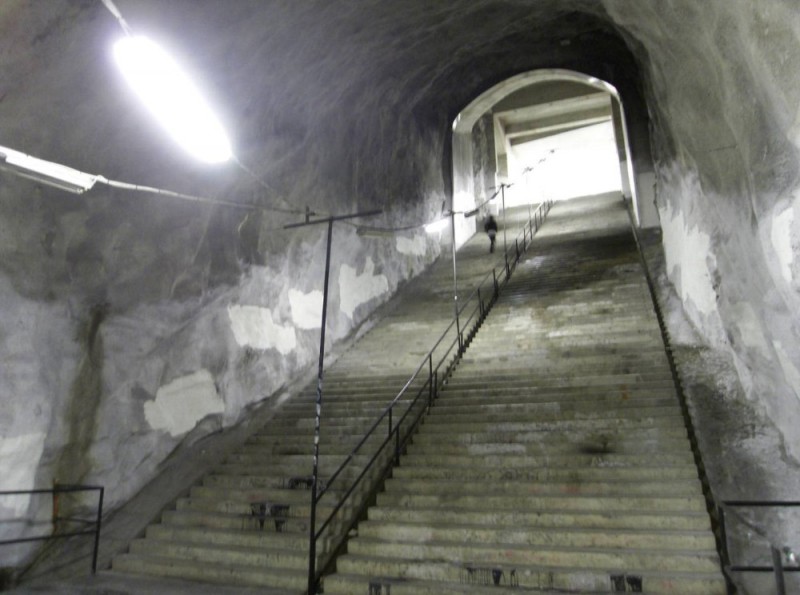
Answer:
306, 199, 553, 593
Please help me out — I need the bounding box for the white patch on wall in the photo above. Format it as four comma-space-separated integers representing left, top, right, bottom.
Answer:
730, 303, 770, 354
771, 203, 795, 283
396, 234, 427, 256
144, 369, 224, 437
339, 257, 389, 319
659, 202, 718, 316
227, 305, 296, 353
0, 433, 46, 514
289, 289, 323, 330
774, 341, 800, 400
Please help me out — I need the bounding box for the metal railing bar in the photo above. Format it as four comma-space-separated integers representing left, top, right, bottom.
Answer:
728, 566, 800, 573
0, 530, 98, 546
0, 486, 103, 496
723, 501, 800, 507
0, 484, 104, 576
308, 199, 552, 592
315, 432, 395, 539
316, 376, 432, 499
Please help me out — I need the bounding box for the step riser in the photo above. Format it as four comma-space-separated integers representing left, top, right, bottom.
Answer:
332, 557, 725, 592
357, 523, 717, 550
368, 507, 711, 531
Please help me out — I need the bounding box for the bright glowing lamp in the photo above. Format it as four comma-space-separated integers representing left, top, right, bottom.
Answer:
0, 145, 98, 194
113, 36, 232, 163
424, 217, 449, 234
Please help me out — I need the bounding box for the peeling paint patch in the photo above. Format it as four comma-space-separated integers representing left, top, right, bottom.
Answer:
771, 203, 795, 283
0, 433, 46, 514
227, 304, 296, 353
289, 289, 322, 330
339, 257, 389, 319
659, 202, 718, 315
144, 370, 224, 437
730, 303, 770, 353
774, 341, 800, 400
396, 234, 427, 256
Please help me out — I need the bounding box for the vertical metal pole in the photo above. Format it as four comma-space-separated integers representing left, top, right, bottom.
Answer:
771, 546, 787, 595
92, 487, 104, 574
450, 211, 461, 353
501, 184, 507, 257
307, 219, 334, 595
428, 355, 434, 410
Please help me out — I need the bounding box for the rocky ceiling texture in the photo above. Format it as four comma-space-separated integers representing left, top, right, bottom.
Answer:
1, 0, 800, 564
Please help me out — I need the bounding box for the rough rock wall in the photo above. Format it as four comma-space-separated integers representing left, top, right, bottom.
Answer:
0, 0, 445, 562
604, 0, 800, 460
3, 0, 800, 570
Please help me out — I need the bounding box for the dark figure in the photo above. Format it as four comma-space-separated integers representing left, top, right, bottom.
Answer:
484, 215, 498, 253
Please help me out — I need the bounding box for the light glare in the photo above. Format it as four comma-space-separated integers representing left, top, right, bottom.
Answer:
114, 36, 232, 163
424, 218, 449, 234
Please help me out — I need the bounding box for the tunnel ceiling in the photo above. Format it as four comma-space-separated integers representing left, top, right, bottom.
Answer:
0, 0, 647, 310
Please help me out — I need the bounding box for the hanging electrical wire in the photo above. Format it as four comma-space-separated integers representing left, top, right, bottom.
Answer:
99, 0, 306, 215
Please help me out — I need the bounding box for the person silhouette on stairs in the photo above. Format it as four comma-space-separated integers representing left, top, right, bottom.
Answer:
484, 215, 498, 253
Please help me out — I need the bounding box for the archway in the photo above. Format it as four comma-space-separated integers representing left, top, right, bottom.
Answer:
451, 69, 657, 247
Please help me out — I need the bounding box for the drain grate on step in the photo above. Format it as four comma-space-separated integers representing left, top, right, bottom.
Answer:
459, 564, 519, 587
368, 577, 407, 594
610, 573, 643, 592
243, 501, 290, 532
285, 475, 326, 491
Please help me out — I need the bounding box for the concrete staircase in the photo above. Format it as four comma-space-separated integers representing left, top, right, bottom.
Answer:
110, 204, 533, 591
323, 195, 727, 594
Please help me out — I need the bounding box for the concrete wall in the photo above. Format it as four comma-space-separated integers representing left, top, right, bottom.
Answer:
604, 0, 800, 459
2, 0, 800, 570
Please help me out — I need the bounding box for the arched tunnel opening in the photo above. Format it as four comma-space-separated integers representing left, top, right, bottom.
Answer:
1, 1, 800, 591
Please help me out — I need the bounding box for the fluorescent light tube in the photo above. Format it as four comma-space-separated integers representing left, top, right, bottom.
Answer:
113, 36, 232, 163
0, 145, 98, 194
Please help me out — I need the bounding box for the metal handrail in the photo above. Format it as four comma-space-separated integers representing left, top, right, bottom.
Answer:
0, 485, 105, 575
623, 199, 735, 593
306, 200, 553, 592
719, 500, 800, 595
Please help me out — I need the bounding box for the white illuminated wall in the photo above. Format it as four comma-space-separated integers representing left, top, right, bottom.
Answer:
505, 121, 622, 206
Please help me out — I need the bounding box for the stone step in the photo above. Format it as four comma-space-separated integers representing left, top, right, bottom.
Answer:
357, 520, 717, 551
161, 509, 309, 534
410, 422, 688, 443
112, 552, 306, 590
176, 496, 306, 518
375, 491, 708, 514
347, 536, 720, 572
145, 523, 310, 551
400, 451, 695, 468
382, 475, 702, 497
240, 437, 387, 457
424, 403, 682, 424
326, 540, 725, 595
202, 470, 361, 491
322, 571, 722, 595
440, 375, 674, 390
212, 460, 375, 479
188, 485, 351, 507
405, 436, 692, 456
127, 538, 312, 570
416, 415, 687, 434
366, 505, 711, 532
391, 463, 697, 483
431, 386, 678, 402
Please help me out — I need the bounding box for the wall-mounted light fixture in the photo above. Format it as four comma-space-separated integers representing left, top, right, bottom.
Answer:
0, 145, 98, 194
